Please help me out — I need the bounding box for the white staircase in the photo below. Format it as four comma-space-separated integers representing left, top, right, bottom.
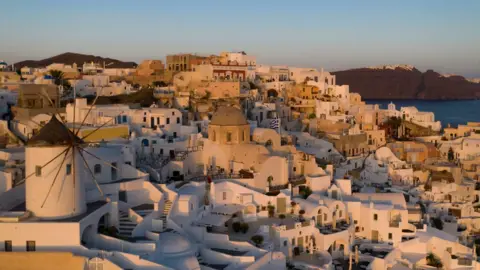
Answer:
118, 210, 138, 238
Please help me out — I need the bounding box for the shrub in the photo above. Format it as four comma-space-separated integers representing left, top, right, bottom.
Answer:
232, 222, 242, 233
251, 235, 264, 246
431, 217, 444, 230
240, 223, 249, 234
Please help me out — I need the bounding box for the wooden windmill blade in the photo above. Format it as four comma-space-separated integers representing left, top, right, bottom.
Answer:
80, 110, 125, 141
80, 148, 119, 170
41, 147, 71, 207
74, 89, 102, 137
78, 150, 104, 196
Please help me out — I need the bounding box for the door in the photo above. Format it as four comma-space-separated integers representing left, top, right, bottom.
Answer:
111, 162, 117, 181
119, 190, 127, 202
277, 198, 286, 213
372, 230, 379, 243
150, 117, 155, 128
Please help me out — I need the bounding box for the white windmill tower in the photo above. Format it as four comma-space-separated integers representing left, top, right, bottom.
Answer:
25, 115, 87, 219
19, 92, 124, 220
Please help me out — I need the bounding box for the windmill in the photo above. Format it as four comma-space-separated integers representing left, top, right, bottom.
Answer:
18, 91, 127, 219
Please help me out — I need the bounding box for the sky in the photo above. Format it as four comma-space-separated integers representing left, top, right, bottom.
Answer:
1, 0, 479, 77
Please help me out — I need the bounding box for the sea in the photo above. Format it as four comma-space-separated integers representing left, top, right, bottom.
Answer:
364, 99, 480, 128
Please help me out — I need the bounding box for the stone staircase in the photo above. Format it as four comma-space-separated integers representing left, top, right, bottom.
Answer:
160, 200, 173, 229
118, 210, 138, 238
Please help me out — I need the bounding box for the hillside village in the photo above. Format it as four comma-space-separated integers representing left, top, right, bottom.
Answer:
1, 52, 480, 269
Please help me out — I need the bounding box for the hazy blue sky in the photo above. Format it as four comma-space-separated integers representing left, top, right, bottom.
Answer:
1, 0, 479, 77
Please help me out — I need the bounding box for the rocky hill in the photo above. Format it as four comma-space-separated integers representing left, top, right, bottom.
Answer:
14, 52, 137, 69
332, 65, 480, 100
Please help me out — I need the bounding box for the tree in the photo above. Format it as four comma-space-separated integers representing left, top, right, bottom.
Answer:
232, 222, 242, 233
300, 186, 312, 199
426, 252, 443, 268
240, 223, 249, 233
308, 113, 316, 119
279, 214, 286, 224
49, 69, 65, 86
431, 217, 444, 230
299, 209, 305, 220
152, 81, 167, 87
251, 235, 264, 246
267, 176, 273, 188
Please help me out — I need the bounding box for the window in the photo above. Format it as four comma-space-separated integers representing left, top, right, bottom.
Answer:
122, 115, 127, 123
152, 140, 157, 145
388, 233, 392, 240
4, 241, 12, 252
339, 210, 342, 218
26, 241, 35, 252
166, 118, 170, 124
226, 132, 232, 142
143, 117, 146, 122
66, 164, 72, 175
125, 161, 131, 165
223, 192, 227, 200
35, 166, 42, 177
157, 117, 160, 124
373, 214, 378, 221
172, 111, 175, 116
94, 164, 102, 174
284, 240, 287, 247
292, 238, 295, 246
176, 117, 180, 124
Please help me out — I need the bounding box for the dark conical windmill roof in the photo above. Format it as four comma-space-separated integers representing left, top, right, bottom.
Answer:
27, 115, 84, 147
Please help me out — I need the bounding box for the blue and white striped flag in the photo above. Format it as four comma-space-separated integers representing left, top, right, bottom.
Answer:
270, 118, 280, 129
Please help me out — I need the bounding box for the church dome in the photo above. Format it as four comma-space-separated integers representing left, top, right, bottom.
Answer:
210, 106, 248, 126
27, 115, 84, 147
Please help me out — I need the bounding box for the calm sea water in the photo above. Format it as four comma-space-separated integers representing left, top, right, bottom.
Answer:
365, 100, 480, 128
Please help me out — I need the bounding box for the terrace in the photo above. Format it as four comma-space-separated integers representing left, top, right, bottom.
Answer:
317, 220, 352, 235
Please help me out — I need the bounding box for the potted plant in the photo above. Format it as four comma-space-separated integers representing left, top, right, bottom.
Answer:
299, 209, 306, 221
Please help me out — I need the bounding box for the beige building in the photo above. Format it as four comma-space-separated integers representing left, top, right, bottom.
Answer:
387, 141, 439, 164
329, 133, 368, 157
195, 81, 240, 99
12, 84, 64, 119
365, 128, 386, 150
444, 122, 480, 140
166, 54, 209, 72
136, 60, 165, 76
293, 83, 320, 100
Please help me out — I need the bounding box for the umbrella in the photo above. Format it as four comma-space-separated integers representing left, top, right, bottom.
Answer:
349, 250, 353, 270
355, 245, 359, 264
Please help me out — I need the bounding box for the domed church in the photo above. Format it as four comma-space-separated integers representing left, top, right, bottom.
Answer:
208, 106, 250, 144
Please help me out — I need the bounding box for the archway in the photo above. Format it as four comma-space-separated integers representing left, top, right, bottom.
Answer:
98, 213, 111, 233
267, 89, 278, 98
81, 225, 95, 247
327, 239, 349, 259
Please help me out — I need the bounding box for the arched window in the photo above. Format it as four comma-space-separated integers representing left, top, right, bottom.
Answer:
94, 164, 101, 174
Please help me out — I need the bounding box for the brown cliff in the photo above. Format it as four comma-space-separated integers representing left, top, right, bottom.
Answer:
332, 66, 480, 100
